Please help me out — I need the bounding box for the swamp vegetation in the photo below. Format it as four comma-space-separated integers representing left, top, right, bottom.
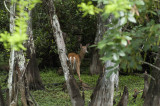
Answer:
0, 68, 144, 106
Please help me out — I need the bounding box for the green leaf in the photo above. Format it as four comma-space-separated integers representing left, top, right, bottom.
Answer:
125, 36, 132, 40
128, 14, 136, 23
135, 0, 145, 5
113, 53, 119, 61
106, 69, 118, 79
120, 17, 127, 25
107, 42, 114, 45
89, 44, 97, 48
98, 40, 106, 49
121, 39, 127, 46
100, 57, 112, 62
119, 51, 125, 57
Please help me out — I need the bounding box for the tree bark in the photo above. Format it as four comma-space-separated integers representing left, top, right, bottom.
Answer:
15, 51, 28, 106
15, 50, 35, 106
8, 1, 36, 105
89, 5, 104, 75
117, 86, 129, 106
8, 1, 18, 105
141, 71, 149, 99
45, 0, 84, 105
26, 7, 44, 90
89, 61, 118, 106
0, 85, 5, 106
90, 49, 103, 75
89, 13, 119, 106
143, 50, 160, 106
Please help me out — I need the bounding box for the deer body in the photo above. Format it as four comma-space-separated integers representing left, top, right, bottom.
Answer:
68, 44, 88, 81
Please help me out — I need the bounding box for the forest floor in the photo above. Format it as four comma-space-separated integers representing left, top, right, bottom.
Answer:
0, 68, 144, 106
32, 68, 144, 106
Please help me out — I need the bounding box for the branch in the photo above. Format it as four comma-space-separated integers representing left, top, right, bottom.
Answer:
137, 90, 143, 93
141, 61, 160, 71
4, 0, 16, 17
144, 72, 155, 80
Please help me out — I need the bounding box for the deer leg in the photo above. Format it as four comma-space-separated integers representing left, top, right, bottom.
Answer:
76, 63, 82, 81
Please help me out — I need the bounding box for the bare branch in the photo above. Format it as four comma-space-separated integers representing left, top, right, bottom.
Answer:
4, 0, 16, 17
138, 90, 143, 93
144, 72, 155, 80
141, 61, 160, 71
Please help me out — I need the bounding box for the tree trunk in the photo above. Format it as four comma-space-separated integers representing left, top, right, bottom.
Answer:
0, 85, 5, 106
8, 1, 18, 105
89, 5, 104, 75
16, 51, 35, 106
45, 0, 84, 105
15, 51, 28, 106
89, 13, 119, 106
8, 1, 36, 105
141, 71, 149, 99
90, 49, 103, 75
117, 86, 129, 106
26, 7, 44, 90
143, 50, 160, 106
89, 61, 118, 106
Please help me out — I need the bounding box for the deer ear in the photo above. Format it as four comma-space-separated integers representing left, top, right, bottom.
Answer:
86, 43, 90, 47
80, 44, 82, 48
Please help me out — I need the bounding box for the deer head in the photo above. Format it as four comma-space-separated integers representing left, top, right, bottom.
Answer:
80, 44, 89, 54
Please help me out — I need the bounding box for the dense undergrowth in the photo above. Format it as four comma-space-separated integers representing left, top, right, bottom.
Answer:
0, 68, 144, 106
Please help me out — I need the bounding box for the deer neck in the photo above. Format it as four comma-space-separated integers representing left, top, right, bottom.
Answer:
79, 50, 85, 61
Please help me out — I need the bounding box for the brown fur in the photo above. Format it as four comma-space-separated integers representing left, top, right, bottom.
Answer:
68, 44, 88, 81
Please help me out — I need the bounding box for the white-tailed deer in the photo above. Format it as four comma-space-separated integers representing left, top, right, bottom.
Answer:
68, 44, 89, 81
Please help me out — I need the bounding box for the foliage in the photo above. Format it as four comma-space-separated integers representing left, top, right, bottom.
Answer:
54, 0, 97, 52
0, 0, 40, 51
0, 70, 8, 90
78, 0, 160, 72
0, 2, 9, 33
78, 1, 102, 16
121, 21, 160, 70
32, 0, 97, 68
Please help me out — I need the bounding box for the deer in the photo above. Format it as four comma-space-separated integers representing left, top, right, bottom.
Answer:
68, 44, 89, 81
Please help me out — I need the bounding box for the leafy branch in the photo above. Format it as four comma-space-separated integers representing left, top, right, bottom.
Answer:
0, 0, 41, 51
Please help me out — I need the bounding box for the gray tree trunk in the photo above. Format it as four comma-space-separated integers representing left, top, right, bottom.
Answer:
7, 1, 35, 105
45, 0, 84, 105
7, 1, 18, 105
89, 13, 119, 106
89, 61, 118, 106
143, 50, 160, 106
26, 7, 44, 90
141, 71, 149, 99
89, 4, 104, 75
16, 51, 28, 106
